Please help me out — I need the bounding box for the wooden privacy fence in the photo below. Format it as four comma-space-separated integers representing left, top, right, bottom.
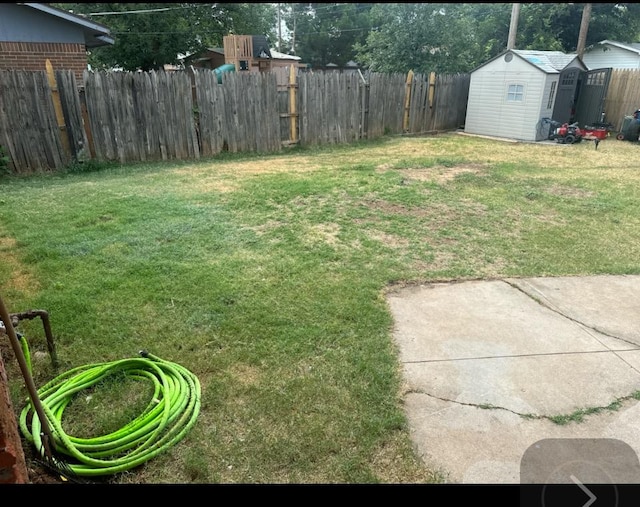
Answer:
0, 66, 471, 174
0, 69, 68, 172
603, 69, 640, 132
84, 70, 199, 163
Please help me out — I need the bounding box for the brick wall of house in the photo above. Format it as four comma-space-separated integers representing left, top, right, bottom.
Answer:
0, 41, 88, 83
0, 345, 29, 484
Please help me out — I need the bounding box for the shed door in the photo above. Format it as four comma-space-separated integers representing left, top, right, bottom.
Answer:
552, 67, 580, 123
572, 67, 612, 127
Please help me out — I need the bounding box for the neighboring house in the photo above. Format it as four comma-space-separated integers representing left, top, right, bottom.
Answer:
223, 34, 307, 73
183, 47, 226, 70
464, 49, 605, 142
310, 61, 361, 73
0, 3, 113, 83
268, 48, 305, 70
185, 37, 306, 72
582, 40, 640, 70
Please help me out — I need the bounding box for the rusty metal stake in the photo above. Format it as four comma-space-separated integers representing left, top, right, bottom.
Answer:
0, 295, 56, 461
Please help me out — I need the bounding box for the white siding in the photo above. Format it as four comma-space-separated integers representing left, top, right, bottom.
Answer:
582, 45, 640, 70
465, 54, 547, 141
536, 75, 559, 140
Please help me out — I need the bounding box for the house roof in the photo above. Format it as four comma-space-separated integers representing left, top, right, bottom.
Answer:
472, 49, 586, 74
20, 3, 114, 47
589, 40, 640, 56
269, 49, 301, 61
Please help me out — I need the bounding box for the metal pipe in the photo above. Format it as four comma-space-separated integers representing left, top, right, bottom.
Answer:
8, 309, 58, 369
0, 295, 56, 458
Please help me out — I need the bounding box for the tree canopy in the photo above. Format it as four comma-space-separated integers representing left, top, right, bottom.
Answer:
276, 3, 639, 74
54, 3, 640, 74
54, 3, 277, 71
281, 3, 373, 67
352, 3, 640, 74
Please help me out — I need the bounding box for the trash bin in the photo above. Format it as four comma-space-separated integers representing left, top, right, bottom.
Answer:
616, 115, 640, 141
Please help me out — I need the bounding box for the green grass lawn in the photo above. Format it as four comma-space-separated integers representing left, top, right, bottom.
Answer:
1, 133, 639, 483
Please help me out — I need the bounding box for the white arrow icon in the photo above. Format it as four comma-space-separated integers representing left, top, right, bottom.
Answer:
571, 475, 597, 507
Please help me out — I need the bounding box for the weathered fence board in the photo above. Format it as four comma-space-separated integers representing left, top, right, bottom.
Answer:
366, 72, 406, 138
405, 72, 470, 134
193, 70, 224, 156
56, 70, 89, 160
84, 70, 199, 164
603, 69, 640, 132
299, 71, 363, 146
0, 70, 67, 173
434, 73, 470, 132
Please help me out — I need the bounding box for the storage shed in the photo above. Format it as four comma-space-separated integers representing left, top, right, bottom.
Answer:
464, 49, 587, 142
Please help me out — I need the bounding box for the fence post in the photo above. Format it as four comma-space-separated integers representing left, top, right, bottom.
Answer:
188, 66, 201, 156
358, 69, 369, 139
45, 59, 71, 159
288, 65, 299, 144
78, 81, 96, 159
428, 72, 436, 109
403, 69, 414, 133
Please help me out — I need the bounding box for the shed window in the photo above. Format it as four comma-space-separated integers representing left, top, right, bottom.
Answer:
507, 84, 524, 102
561, 70, 577, 86
586, 71, 606, 86
547, 81, 557, 109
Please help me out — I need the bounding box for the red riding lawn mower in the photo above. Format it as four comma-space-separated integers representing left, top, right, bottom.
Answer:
547, 119, 612, 149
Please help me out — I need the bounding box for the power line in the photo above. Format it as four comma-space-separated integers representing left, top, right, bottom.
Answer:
88, 5, 212, 16
111, 26, 375, 37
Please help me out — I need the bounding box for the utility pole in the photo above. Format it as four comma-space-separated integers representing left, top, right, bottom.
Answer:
277, 3, 282, 51
507, 3, 520, 50
576, 3, 592, 59
291, 7, 296, 55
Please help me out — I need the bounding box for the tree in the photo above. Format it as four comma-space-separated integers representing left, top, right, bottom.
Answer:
283, 3, 373, 67
354, 3, 478, 74
354, 3, 640, 74
54, 3, 277, 71
516, 3, 640, 53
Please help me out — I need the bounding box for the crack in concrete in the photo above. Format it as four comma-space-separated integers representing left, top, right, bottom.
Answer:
502, 278, 640, 380
502, 278, 640, 349
404, 388, 640, 425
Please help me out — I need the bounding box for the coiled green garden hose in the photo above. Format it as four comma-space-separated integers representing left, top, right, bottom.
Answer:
18, 349, 201, 478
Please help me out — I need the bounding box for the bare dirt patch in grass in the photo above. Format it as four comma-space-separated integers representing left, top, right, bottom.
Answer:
362, 198, 432, 218
545, 184, 596, 199
362, 197, 486, 225
0, 236, 39, 296
229, 363, 262, 387
367, 230, 410, 249
170, 157, 321, 195
396, 163, 488, 184
304, 223, 341, 247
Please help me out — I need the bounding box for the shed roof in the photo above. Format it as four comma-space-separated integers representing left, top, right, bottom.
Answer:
472, 49, 586, 74
19, 3, 113, 47
512, 50, 580, 73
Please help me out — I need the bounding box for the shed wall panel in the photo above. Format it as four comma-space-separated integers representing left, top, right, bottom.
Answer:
465, 64, 546, 141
